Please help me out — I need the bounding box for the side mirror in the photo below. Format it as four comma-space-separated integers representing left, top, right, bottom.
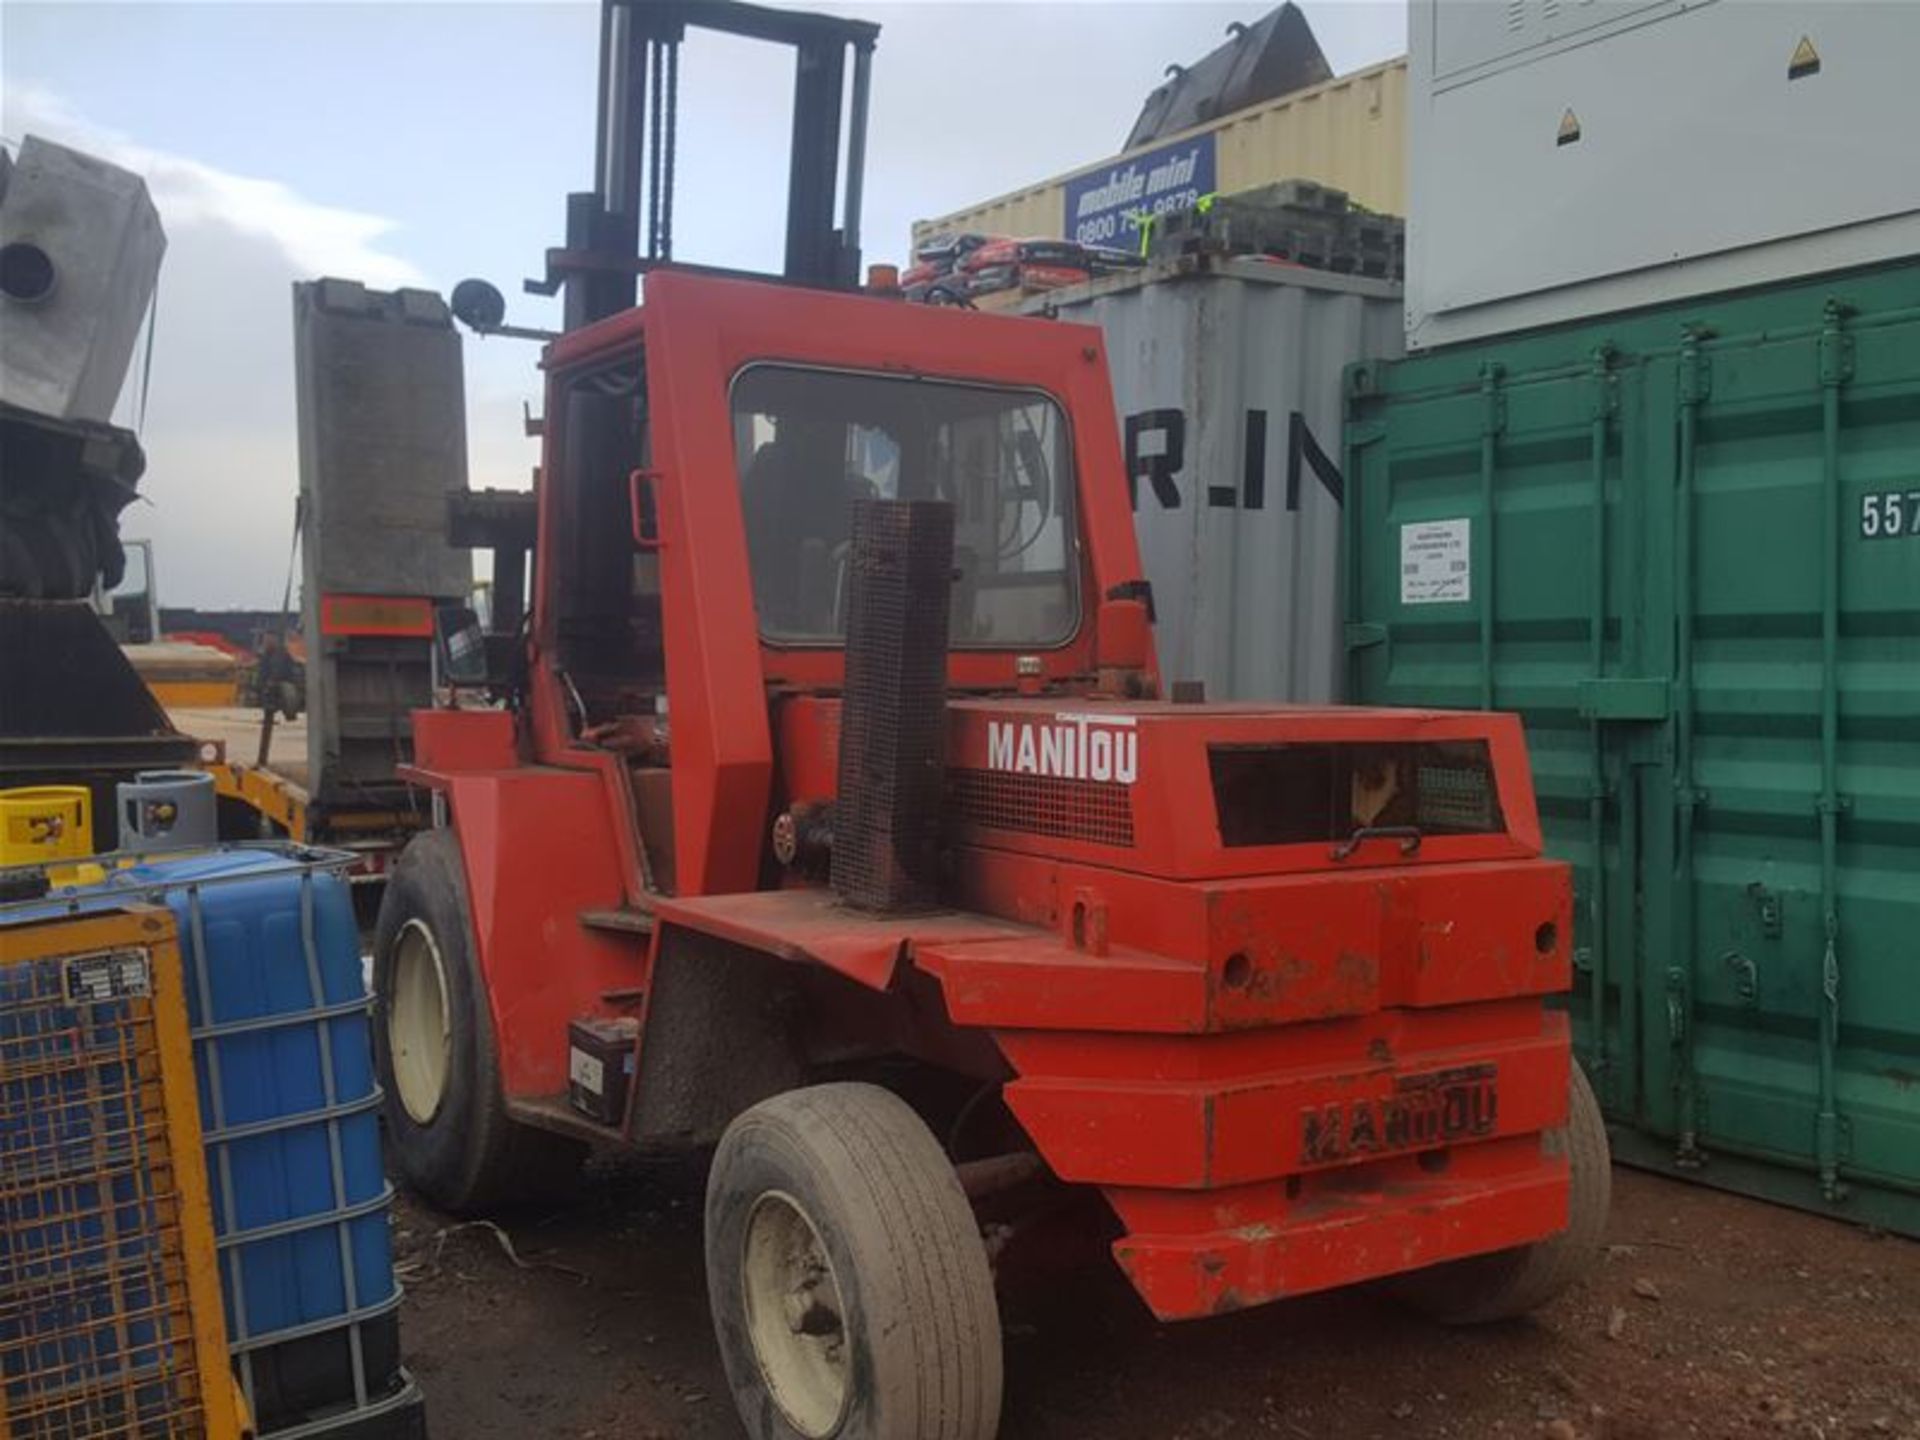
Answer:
450, 277, 507, 331
434, 603, 489, 686
450, 276, 558, 342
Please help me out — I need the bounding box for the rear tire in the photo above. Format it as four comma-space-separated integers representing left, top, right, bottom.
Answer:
706, 1083, 1002, 1440
1389, 1060, 1612, 1324
371, 828, 585, 1213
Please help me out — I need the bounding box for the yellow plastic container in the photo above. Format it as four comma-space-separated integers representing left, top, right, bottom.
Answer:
0, 785, 93, 864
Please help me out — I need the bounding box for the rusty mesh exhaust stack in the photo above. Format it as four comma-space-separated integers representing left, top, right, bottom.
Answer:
830, 497, 955, 912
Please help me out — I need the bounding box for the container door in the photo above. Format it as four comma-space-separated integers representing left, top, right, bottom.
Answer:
1348, 275, 1920, 1230
1345, 351, 1660, 1123
1650, 299, 1920, 1218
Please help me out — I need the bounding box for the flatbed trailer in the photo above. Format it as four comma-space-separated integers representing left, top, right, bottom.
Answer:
148, 275, 472, 886
171, 704, 423, 884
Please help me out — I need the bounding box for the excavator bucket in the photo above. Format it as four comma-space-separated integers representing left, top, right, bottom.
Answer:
1125, 2, 1332, 151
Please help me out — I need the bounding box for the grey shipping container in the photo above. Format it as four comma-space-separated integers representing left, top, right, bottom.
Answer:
1022, 256, 1402, 701
1346, 257, 1920, 1233
291, 279, 470, 814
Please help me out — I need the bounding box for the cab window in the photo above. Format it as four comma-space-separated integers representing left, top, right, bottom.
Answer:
731, 365, 1077, 647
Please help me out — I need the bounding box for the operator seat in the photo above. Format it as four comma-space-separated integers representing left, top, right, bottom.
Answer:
740, 434, 879, 637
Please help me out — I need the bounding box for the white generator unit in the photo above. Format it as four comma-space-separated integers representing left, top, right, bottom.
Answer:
1405, 0, 1920, 349
0, 135, 165, 423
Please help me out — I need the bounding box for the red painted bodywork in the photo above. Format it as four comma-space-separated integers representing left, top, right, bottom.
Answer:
404, 270, 1577, 1323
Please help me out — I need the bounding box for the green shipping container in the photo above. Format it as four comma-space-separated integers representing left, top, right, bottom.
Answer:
1344, 259, 1920, 1232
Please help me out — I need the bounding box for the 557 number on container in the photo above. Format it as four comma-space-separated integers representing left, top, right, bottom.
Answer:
1860, 489, 1920, 539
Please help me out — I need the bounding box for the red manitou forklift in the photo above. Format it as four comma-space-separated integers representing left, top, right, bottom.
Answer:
373, 4, 1610, 1437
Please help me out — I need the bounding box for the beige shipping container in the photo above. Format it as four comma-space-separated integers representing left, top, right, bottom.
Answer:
911, 57, 1406, 251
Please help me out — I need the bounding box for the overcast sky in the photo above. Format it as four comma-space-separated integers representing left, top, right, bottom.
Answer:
3, 1, 1405, 607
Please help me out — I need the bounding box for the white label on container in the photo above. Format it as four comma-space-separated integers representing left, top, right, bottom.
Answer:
569, 1047, 605, 1096
1400, 519, 1472, 605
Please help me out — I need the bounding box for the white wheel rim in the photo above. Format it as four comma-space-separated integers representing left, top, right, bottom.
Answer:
389, 918, 451, 1125
741, 1190, 851, 1438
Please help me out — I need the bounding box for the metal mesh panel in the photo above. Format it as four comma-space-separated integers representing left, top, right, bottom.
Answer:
949, 770, 1135, 848
831, 499, 955, 912
0, 942, 213, 1438
1415, 763, 1497, 833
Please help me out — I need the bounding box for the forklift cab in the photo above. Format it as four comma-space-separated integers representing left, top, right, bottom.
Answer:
537, 323, 1084, 704
524, 269, 1156, 896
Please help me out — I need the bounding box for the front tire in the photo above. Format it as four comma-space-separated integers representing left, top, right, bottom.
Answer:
706, 1083, 1002, 1440
1389, 1059, 1612, 1324
371, 828, 585, 1213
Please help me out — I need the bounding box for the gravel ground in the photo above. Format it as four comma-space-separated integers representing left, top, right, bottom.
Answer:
392, 1162, 1920, 1440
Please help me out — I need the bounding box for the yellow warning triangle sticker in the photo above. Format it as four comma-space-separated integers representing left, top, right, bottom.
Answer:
1789, 34, 1821, 78
1556, 108, 1582, 145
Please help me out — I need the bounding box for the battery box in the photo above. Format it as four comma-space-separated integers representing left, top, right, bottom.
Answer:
567, 1016, 639, 1126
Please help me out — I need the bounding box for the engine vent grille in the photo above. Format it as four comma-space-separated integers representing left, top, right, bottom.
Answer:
950, 769, 1134, 848
1209, 739, 1504, 848
1415, 762, 1497, 833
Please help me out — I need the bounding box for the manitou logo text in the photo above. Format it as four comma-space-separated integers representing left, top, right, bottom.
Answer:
986, 713, 1138, 786
1298, 1064, 1499, 1166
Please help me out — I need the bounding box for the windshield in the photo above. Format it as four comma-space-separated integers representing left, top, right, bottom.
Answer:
731, 365, 1078, 647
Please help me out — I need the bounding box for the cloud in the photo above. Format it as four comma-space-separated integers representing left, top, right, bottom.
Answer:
3, 83, 422, 288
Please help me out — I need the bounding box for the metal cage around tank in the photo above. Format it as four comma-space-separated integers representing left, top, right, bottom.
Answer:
12, 843, 424, 1438
0, 905, 245, 1439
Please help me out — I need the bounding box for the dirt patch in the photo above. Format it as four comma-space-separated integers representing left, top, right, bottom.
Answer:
393, 1161, 1920, 1439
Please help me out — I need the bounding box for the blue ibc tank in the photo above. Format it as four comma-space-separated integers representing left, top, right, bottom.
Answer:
88, 846, 423, 1437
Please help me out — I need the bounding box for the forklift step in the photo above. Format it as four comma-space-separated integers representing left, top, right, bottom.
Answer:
578, 905, 654, 937
508, 1092, 623, 1139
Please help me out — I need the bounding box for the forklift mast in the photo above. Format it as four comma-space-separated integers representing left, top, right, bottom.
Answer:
536, 0, 879, 329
